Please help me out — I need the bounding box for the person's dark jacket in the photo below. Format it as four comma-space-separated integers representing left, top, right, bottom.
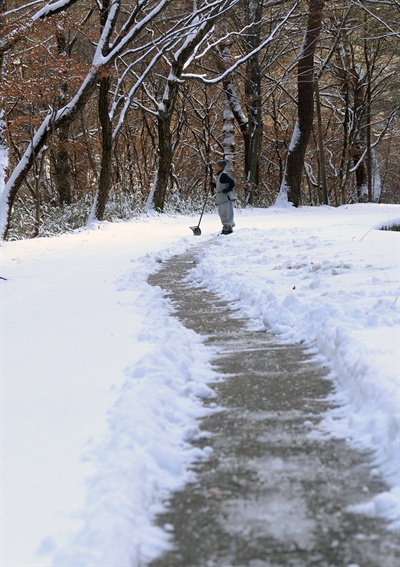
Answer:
211, 172, 237, 205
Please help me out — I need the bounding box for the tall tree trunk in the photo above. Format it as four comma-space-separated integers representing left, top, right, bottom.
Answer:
219, 45, 235, 172
335, 28, 354, 205
364, 32, 373, 203
276, 0, 324, 207
353, 146, 368, 202
222, 85, 235, 173
371, 149, 381, 202
54, 123, 72, 205
213, 43, 249, 176
153, 106, 175, 211
353, 79, 368, 202
315, 77, 328, 204
245, 0, 263, 205
53, 28, 72, 205
0, 109, 7, 206
93, 74, 112, 220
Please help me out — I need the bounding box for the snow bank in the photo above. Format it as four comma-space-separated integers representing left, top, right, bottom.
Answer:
187, 204, 400, 530
52, 270, 217, 566
1, 217, 218, 567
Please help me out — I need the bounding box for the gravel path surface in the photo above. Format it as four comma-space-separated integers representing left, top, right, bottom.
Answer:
148, 247, 399, 567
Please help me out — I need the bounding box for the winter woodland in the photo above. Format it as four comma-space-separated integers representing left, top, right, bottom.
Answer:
1, 2, 400, 565
0, 0, 399, 240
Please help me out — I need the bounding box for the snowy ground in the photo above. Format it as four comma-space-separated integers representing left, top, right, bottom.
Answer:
1, 204, 399, 567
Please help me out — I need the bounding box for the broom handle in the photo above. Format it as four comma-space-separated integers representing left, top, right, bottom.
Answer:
197, 189, 209, 227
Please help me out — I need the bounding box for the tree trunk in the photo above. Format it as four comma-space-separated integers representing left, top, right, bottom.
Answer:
93, 74, 112, 220
0, 0, 8, 229
315, 77, 328, 204
213, 44, 249, 178
53, 28, 72, 205
54, 123, 72, 205
353, 79, 368, 202
245, 0, 263, 205
335, 28, 354, 205
0, 109, 6, 200
153, 107, 174, 211
353, 146, 368, 202
222, 88, 235, 173
364, 33, 373, 203
220, 45, 236, 171
276, 0, 324, 207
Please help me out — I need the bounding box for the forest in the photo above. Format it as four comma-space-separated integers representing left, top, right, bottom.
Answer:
0, 0, 399, 239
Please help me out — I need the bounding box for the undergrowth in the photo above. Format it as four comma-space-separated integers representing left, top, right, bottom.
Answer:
379, 223, 400, 232
7, 190, 215, 240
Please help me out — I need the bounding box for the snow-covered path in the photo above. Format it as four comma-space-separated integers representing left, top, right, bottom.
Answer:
148, 247, 400, 567
1, 205, 399, 566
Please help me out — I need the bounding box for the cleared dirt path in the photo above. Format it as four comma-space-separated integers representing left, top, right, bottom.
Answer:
147, 247, 399, 567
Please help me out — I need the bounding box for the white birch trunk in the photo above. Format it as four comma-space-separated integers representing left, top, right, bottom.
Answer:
145, 170, 157, 212
372, 149, 381, 203
221, 44, 235, 173
0, 110, 9, 233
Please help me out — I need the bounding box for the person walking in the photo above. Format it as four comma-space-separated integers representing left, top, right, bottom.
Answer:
210, 160, 237, 234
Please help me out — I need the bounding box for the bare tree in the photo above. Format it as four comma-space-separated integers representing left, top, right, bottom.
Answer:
0, 0, 171, 239
2, 0, 399, 240
276, 0, 325, 207
322, 1, 399, 204
243, 0, 264, 204
147, 0, 241, 212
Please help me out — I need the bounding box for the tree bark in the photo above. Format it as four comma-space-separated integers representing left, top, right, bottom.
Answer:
212, 44, 249, 177
276, 0, 324, 207
153, 106, 174, 211
53, 27, 72, 205
94, 74, 113, 220
315, 77, 328, 204
245, 0, 263, 204
54, 123, 72, 205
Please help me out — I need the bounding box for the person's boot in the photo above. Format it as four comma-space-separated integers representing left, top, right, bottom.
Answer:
221, 225, 233, 235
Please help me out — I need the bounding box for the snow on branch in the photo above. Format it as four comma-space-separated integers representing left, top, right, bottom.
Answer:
351, 0, 400, 39
182, 0, 301, 84
349, 110, 398, 174
2, 0, 42, 17
0, 0, 81, 54
112, 50, 167, 137
104, 0, 170, 65
95, 0, 120, 59
33, 0, 80, 20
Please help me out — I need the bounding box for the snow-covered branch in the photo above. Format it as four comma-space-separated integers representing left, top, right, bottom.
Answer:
99, 0, 171, 66
349, 109, 398, 174
33, 0, 80, 20
351, 0, 400, 39
0, 0, 81, 55
182, 0, 300, 84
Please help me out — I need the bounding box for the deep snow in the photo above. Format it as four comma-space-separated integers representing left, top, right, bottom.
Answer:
1, 204, 399, 567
